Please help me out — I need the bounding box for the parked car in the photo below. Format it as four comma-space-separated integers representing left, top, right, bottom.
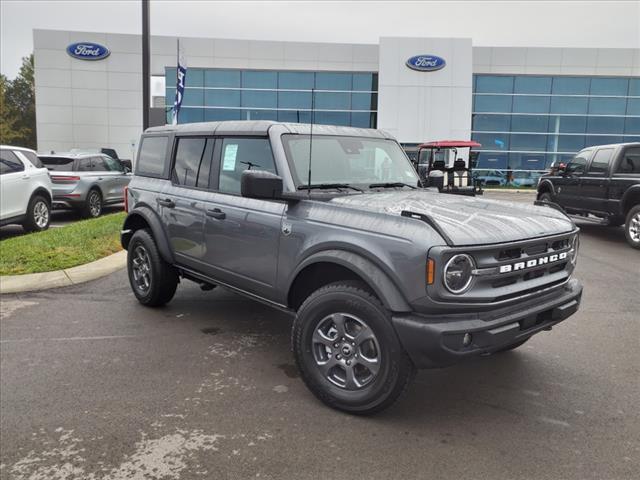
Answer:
473, 169, 506, 186
39, 153, 131, 218
122, 121, 582, 414
0, 145, 53, 232
537, 142, 640, 249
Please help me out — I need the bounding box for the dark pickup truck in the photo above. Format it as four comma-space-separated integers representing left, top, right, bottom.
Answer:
537, 142, 640, 249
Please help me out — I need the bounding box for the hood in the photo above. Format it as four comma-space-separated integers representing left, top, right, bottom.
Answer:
329, 190, 575, 246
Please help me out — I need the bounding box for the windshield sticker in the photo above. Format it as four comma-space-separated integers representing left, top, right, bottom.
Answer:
223, 144, 238, 171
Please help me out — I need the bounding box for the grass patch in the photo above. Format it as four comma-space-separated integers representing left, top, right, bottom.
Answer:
0, 212, 126, 275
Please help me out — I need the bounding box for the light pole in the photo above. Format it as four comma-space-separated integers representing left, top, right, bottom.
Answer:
142, 0, 150, 130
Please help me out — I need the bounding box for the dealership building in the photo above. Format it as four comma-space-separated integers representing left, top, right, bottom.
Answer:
34, 29, 639, 173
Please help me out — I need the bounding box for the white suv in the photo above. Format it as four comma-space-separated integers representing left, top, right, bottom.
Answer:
0, 145, 53, 232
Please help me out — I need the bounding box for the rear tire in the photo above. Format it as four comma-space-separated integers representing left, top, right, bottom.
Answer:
624, 205, 640, 250
22, 195, 51, 232
292, 281, 415, 415
127, 229, 178, 307
82, 189, 102, 218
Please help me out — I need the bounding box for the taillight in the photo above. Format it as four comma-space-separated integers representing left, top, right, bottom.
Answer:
51, 175, 80, 183
124, 186, 129, 212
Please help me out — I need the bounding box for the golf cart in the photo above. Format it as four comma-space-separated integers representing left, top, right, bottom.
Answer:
414, 140, 483, 196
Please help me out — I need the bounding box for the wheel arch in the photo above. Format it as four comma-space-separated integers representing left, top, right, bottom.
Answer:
621, 186, 640, 216
287, 250, 412, 313
121, 205, 175, 264
30, 187, 52, 205
537, 180, 555, 198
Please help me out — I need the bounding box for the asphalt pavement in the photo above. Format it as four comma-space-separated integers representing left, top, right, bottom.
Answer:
1, 192, 639, 480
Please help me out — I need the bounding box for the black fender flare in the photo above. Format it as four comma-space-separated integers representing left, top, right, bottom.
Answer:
288, 249, 412, 313
537, 179, 556, 197
620, 185, 640, 215
121, 205, 175, 264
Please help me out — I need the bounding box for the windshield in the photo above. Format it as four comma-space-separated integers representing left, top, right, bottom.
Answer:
281, 135, 419, 188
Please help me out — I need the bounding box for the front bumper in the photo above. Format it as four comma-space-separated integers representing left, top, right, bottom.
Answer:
392, 278, 583, 368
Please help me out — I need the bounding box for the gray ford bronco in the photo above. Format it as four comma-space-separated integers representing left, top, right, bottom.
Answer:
122, 121, 583, 414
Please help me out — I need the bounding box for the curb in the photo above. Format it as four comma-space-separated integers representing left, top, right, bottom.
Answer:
483, 189, 537, 194
0, 250, 127, 295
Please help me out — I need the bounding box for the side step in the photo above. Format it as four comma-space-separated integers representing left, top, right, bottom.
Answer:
568, 214, 610, 225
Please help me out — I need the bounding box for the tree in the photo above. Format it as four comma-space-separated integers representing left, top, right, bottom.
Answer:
1, 54, 36, 149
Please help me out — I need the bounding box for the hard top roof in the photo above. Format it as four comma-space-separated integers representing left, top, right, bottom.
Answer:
144, 120, 395, 139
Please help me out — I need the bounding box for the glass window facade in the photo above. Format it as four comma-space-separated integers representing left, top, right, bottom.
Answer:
472, 74, 640, 179
165, 68, 378, 128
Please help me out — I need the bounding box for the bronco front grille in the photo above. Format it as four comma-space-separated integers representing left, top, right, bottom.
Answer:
429, 230, 578, 305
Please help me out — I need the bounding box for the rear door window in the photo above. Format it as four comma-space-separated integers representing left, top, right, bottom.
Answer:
40, 156, 76, 171
0, 149, 25, 174
588, 148, 614, 174
217, 138, 276, 194
137, 136, 169, 177
172, 137, 215, 189
616, 147, 640, 174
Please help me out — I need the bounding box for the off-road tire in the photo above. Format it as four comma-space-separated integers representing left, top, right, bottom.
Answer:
624, 205, 640, 250
22, 194, 51, 232
538, 192, 553, 203
292, 281, 415, 415
127, 228, 179, 307
81, 188, 102, 218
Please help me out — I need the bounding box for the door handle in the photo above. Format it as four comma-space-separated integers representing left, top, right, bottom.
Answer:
206, 208, 226, 220
98, 177, 103, 181
157, 197, 175, 208
22, 174, 30, 180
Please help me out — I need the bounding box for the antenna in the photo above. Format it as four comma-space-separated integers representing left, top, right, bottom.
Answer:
306, 88, 315, 195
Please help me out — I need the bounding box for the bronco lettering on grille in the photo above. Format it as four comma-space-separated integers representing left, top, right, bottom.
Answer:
499, 252, 568, 274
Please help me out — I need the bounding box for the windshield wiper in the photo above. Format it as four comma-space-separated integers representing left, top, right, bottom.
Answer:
298, 183, 363, 192
368, 182, 417, 189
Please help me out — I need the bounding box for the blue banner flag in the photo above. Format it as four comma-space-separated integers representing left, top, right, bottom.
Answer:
171, 40, 186, 125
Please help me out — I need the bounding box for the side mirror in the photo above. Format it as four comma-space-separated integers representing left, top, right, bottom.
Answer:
124, 166, 131, 174
241, 170, 283, 199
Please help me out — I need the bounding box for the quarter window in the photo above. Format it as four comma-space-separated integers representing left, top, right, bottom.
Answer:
588, 148, 614, 174
218, 138, 276, 195
22, 151, 44, 168
76, 158, 93, 172
617, 147, 640, 174
172, 137, 214, 188
0, 149, 24, 174
137, 136, 169, 177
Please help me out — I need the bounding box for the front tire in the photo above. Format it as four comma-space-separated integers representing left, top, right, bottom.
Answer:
624, 205, 640, 250
127, 229, 179, 307
23, 195, 51, 232
292, 281, 415, 415
82, 189, 102, 218
538, 192, 553, 203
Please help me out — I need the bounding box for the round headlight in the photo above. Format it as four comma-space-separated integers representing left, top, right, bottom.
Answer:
444, 254, 475, 294
571, 235, 580, 266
